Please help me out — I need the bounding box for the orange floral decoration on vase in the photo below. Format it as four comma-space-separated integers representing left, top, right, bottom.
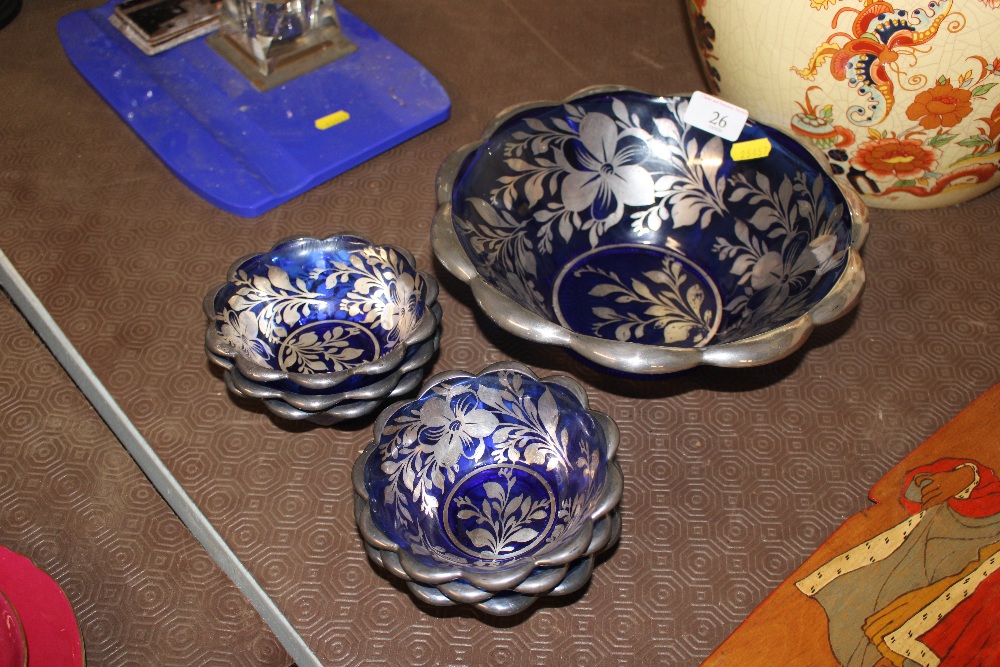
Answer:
906, 81, 974, 129
686, 0, 1000, 209
850, 137, 939, 180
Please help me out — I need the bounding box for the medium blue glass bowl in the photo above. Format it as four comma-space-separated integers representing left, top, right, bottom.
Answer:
204, 234, 439, 394
432, 86, 869, 375
353, 362, 623, 615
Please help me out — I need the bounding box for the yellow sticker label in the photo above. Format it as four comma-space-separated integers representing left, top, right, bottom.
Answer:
315, 110, 350, 130
730, 137, 772, 161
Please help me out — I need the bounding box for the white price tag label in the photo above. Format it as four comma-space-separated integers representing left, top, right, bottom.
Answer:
683, 91, 749, 142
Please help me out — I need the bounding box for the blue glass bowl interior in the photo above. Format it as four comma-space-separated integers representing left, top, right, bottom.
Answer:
211, 236, 429, 376
366, 370, 610, 570
242, 329, 434, 397
450, 91, 855, 347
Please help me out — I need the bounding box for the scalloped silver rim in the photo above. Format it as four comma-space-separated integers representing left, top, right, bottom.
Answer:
431, 86, 870, 375
204, 233, 441, 390
212, 304, 442, 412
403, 543, 608, 616
351, 363, 623, 610
240, 365, 430, 426
224, 332, 439, 419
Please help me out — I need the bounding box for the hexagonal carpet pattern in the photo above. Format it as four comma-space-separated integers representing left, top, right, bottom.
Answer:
1, 1, 999, 665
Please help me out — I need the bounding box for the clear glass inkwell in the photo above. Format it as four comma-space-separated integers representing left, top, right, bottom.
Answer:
208, 0, 356, 90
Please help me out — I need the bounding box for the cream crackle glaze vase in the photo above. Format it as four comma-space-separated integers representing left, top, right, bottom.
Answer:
687, 0, 1000, 209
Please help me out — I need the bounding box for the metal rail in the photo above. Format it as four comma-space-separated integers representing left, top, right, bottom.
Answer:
0, 248, 321, 667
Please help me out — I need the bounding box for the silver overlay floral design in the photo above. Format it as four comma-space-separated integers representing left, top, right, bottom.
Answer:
445, 465, 555, 560
205, 235, 442, 425
310, 246, 424, 348
458, 95, 850, 341
372, 369, 602, 568
433, 87, 868, 373
354, 363, 623, 615
276, 320, 372, 373
554, 245, 723, 347
215, 243, 427, 374
712, 171, 847, 342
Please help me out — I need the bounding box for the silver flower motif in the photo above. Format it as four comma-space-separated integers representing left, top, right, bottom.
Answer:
218, 309, 272, 366
557, 112, 655, 225
380, 272, 420, 340
417, 390, 500, 468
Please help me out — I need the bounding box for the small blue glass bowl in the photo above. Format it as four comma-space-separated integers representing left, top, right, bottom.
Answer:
353, 362, 623, 615
205, 234, 439, 395
432, 86, 869, 375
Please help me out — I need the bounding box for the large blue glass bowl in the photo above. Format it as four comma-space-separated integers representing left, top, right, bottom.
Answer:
432, 87, 869, 375
353, 362, 623, 615
205, 234, 439, 393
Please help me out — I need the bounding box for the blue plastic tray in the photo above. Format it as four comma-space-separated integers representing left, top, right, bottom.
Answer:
58, 2, 451, 217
